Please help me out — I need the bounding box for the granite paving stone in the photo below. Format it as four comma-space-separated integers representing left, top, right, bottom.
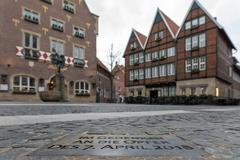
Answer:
0, 104, 239, 159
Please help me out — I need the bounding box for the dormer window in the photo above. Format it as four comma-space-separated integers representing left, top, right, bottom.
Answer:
51, 18, 64, 32
23, 9, 39, 24
130, 42, 137, 50
73, 26, 85, 39
63, 0, 75, 14
155, 31, 163, 41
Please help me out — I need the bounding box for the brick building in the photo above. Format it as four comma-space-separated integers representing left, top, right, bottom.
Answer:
96, 58, 112, 103
0, 0, 98, 102
124, 0, 240, 99
112, 63, 126, 103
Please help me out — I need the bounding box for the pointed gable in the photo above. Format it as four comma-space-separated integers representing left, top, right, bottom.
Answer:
176, 0, 236, 49
135, 30, 147, 48
161, 11, 179, 36
144, 8, 179, 48
123, 29, 147, 57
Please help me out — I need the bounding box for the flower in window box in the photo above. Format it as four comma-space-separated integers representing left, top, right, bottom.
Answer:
73, 58, 85, 68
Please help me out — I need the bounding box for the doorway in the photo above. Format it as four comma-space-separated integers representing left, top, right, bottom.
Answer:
150, 90, 158, 104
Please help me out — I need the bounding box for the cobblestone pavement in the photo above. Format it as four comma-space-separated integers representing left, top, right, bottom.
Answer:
0, 103, 239, 160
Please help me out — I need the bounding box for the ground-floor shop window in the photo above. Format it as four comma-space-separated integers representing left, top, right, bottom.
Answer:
13, 75, 36, 94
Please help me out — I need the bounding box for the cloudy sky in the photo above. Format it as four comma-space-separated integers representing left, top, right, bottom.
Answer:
85, 0, 240, 68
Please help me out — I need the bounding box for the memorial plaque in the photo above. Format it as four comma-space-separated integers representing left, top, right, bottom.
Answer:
31, 133, 205, 157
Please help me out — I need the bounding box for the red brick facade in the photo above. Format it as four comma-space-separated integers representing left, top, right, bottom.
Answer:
124, 0, 240, 98
0, 0, 98, 102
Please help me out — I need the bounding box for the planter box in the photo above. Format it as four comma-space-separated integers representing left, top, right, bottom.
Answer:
41, 0, 52, 4
75, 93, 90, 97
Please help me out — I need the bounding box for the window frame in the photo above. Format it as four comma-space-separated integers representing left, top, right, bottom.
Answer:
145, 68, 151, 79
73, 44, 85, 60
12, 75, 36, 93
50, 37, 65, 55
185, 59, 192, 73
129, 70, 134, 81
74, 81, 90, 95
63, 0, 76, 14
73, 25, 86, 38
199, 56, 206, 71
51, 17, 65, 32
22, 7, 40, 24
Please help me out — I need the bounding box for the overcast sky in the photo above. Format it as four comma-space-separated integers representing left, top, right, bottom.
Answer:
85, 0, 240, 68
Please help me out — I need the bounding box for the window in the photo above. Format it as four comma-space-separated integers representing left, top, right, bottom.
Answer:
159, 65, 166, 77
23, 8, 39, 24
190, 87, 196, 95
75, 81, 90, 95
185, 21, 191, 30
192, 18, 198, 27
152, 52, 159, 60
169, 87, 176, 97
159, 49, 166, 58
73, 46, 84, 60
200, 87, 207, 95
152, 66, 158, 78
51, 18, 64, 32
12, 75, 35, 93
145, 53, 151, 62
23, 32, 39, 60
134, 54, 139, 64
167, 63, 175, 76
185, 16, 205, 30
139, 52, 144, 63
199, 56, 206, 71
129, 71, 134, 81
73, 26, 85, 39
63, 0, 75, 13
51, 40, 64, 55
134, 70, 139, 80
155, 31, 163, 41
199, 16, 206, 25
199, 33, 206, 48
130, 42, 137, 50
163, 87, 168, 97
185, 38, 191, 51
181, 88, 186, 95
145, 68, 151, 79
186, 33, 206, 51
139, 69, 144, 80
185, 59, 192, 72
167, 47, 175, 57
192, 58, 199, 70
192, 35, 199, 48
129, 55, 134, 65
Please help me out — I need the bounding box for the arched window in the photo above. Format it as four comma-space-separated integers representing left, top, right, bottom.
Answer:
13, 75, 36, 94
75, 81, 90, 95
